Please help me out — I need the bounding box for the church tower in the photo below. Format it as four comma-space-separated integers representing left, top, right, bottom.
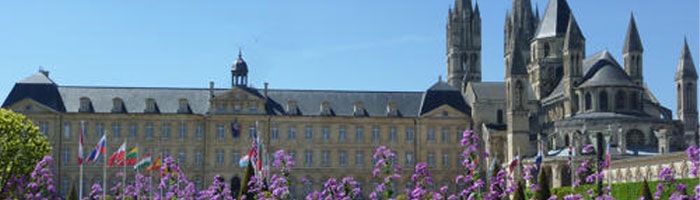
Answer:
504, 0, 538, 66
447, 0, 481, 89
505, 34, 533, 162
232, 50, 249, 87
528, 0, 573, 99
623, 14, 644, 87
562, 14, 585, 117
676, 39, 698, 145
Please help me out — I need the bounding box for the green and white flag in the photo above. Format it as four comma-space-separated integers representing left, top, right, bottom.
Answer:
134, 152, 151, 171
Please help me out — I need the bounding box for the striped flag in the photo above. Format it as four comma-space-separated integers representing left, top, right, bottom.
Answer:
568, 145, 573, 166
78, 122, 85, 165
508, 154, 519, 174
86, 135, 106, 163
147, 156, 161, 173
134, 152, 152, 171
125, 147, 138, 165
108, 142, 126, 168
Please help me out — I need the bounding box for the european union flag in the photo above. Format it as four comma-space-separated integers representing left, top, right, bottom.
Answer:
231, 119, 240, 138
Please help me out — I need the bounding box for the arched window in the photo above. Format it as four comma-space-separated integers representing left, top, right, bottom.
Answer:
544, 43, 550, 58
515, 81, 524, 107
615, 91, 626, 110
497, 110, 504, 124
599, 91, 609, 111
687, 83, 694, 110
678, 84, 682, 111
572, 94, 579, 113
630, 92, 639, 110
585, 92, 592, 111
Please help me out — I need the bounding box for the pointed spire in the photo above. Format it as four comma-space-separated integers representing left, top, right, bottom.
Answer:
473, 1, 480, 17
238, 48, 243, 59
564, 14, 585, 50
455, 0, 473, 14
534, 0, 572, 39
677, 38, 698, 80
507, 36, 527, 75
623, 13, 644, 53
535, 3, 540, 21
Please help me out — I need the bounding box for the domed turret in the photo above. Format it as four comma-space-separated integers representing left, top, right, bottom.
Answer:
232, 49, 249, 87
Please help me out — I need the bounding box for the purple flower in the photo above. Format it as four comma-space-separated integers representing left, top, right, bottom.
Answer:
583, 144, 594, 153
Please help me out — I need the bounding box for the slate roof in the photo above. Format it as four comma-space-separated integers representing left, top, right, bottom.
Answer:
534, 0, 572, 39
4, 72, 472, 118
419, 81, 471, 115
469, 81, 537, 101
543, 51, 635, 102
1, 72, 65, 112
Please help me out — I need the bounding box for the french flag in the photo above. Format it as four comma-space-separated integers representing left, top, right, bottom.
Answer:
87, 135, 106, 163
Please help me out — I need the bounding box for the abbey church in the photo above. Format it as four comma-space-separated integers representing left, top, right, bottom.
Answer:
1, 0, 697, 196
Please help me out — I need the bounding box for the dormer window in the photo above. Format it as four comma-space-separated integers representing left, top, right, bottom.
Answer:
287, 100, 300, 116
320, 101, 334, 116
353, 102, 367, 117
79, 97, 93, 113
112, 98, 126, 113
386, 102, 401, 117
145, 98, 159, 113
178, 99, 191, 114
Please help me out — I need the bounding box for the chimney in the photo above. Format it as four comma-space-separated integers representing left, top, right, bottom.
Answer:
264, 82, 269, 97
39, 69, 49, 77
209, 81, 215, 98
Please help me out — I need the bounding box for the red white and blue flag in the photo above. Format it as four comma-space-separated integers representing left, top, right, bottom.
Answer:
78, 122, 85, 165
87, 135, 106, 163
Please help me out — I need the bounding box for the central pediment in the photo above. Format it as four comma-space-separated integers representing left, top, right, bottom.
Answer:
210, 86, 266, 114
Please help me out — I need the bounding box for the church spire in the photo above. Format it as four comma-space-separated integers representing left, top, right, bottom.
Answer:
563, 14, 585, 51
676, 38, 698, 80
623, 13, 644, 53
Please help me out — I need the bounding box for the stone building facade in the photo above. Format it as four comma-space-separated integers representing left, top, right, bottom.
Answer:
2, 0, 698, 196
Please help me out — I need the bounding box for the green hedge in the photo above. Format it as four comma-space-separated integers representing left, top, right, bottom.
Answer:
552, 178, 700, 199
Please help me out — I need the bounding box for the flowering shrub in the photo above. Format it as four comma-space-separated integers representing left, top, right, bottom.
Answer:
197, 174, 233, 200
454, 130, 485, 199
25, 155, 59, 200
369, 146, 402, 200
406, 162, 436, 199
653, 167, 687, 199
156, 157, 197, 200
124, 173, 152, 199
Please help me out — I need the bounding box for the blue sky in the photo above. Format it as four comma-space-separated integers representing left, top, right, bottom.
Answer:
0, 0, 698, 115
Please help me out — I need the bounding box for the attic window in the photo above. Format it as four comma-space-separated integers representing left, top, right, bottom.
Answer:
145, 98, 159, 113
320, 101, 334, 116
353, 102, 367, 117
386, 102, 401, 117
178, 99, 191, 114
287, 100, 300, 115
112, 98, 125, 113
79, 97, 93, 113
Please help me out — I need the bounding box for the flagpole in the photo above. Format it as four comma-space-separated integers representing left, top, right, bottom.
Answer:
123, 138, 127, 196
103, 131, 108, 198
79, 120, 84, 200
135, 143, 139, 200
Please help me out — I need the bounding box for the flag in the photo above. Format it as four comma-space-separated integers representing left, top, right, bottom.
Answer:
108, 142, 126, 168
86, 135, 106, 163
605, 142, 611, 169
508, 154, 519, 173
239, 155, 250, 167
78, 122, 85, 165
535, 149, 543, 174
147, 156, 161, 173
231, 119, 241, 138
488, 154, 499, 179
568, 145, 573, 166
134, 152, 152, 171
125, 147, 138, 165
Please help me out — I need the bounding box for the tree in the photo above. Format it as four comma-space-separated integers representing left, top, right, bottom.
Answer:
66, 183, 78, 200
641, 179, 653, 200
239, 160, 255, 199
0, 109, 52, 198
535, 168, 551, 200
512, 181, 526, 200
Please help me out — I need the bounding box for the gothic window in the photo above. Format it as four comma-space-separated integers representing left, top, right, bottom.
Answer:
678, 84, 682, 111
599, 91, 609, 111
572, 94, 579, 113
543, 43, 550, 58
687, 83, 694, 110
615, 91, 626, 110
515, 81, 524, 108
461, 56, 468, 71
630, 92, 639, 110
585, 92, 592, 111
470, 54, 477, 71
